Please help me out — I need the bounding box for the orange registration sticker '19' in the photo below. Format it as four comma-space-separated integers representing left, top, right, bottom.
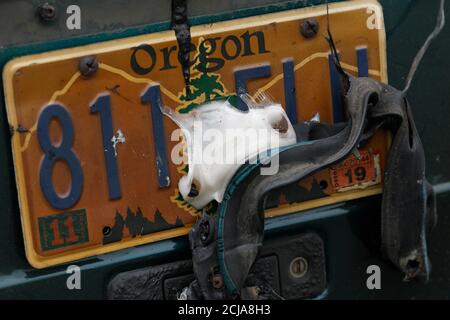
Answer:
329, 150, 381, 192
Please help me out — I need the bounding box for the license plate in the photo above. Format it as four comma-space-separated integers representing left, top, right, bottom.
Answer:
3, 0, 387, 268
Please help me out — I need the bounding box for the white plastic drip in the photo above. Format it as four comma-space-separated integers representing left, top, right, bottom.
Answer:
163, 97, 297, 209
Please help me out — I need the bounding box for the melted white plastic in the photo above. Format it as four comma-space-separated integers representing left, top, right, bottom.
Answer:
163, 96, 297, 209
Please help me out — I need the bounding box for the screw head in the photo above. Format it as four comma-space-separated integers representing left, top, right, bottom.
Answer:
79, 56, 98, 77
38, 3, 57, 22
300, 19, 319, 38
289, 257, 308, 278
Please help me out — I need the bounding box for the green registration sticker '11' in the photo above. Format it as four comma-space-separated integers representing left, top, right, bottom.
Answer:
38, 209, 89, 251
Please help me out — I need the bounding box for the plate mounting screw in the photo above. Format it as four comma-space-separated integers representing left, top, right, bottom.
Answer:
300, 18, 319, 38
79, 56, 99, 77
38, 3, 57, 22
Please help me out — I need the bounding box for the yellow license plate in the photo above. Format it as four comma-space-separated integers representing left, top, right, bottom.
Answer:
3, 0, 387, 268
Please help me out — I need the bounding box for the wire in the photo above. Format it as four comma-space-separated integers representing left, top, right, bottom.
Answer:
325, 2, 346, 77
403, 0, 446, 93
269, 286, 286, 300
258, 284, 286, 300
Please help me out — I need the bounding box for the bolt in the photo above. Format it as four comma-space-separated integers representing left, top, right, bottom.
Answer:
79, 56, 98, 77
300, 18, 319, 38
211, 274, 223, 289
199, 219, 210, 244
188, 182, 199, 197
16, 124, 30, 133
405, 257, 422, 279
289, 257, 308, 278
319, 180, 328, 190
102, 226, 112, 237
38, 3, 57, 22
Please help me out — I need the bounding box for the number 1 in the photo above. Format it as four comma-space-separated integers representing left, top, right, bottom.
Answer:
90, 95, 121, 199
141, 85, 171, 188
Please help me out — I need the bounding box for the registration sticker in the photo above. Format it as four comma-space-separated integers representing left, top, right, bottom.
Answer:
38, 209, 89, 251
329, 150, 381, 192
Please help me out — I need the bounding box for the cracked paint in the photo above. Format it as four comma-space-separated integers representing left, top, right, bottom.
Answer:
111, 129, 126, 156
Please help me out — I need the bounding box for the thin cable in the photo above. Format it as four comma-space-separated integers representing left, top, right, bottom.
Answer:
259, 284, 286, 300
270, 287, 286, 300
403, 0, 446, 93
325, 2, 346, 76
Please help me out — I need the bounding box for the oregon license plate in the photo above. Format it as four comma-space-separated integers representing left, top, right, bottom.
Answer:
3, 0, 387, 268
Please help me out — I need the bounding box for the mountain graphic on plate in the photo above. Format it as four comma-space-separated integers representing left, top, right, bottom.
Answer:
103, 207, 183, 244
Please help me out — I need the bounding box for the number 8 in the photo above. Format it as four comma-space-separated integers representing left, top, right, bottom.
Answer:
38, 104, 83, 210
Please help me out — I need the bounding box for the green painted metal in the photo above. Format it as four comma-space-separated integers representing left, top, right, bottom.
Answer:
0, 0, 449, 299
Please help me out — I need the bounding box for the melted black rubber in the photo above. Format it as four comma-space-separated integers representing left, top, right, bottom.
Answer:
186, 77, 435, 299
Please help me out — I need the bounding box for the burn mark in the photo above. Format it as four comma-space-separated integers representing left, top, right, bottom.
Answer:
171, 0, 191, 96
102, 207, 183, 244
